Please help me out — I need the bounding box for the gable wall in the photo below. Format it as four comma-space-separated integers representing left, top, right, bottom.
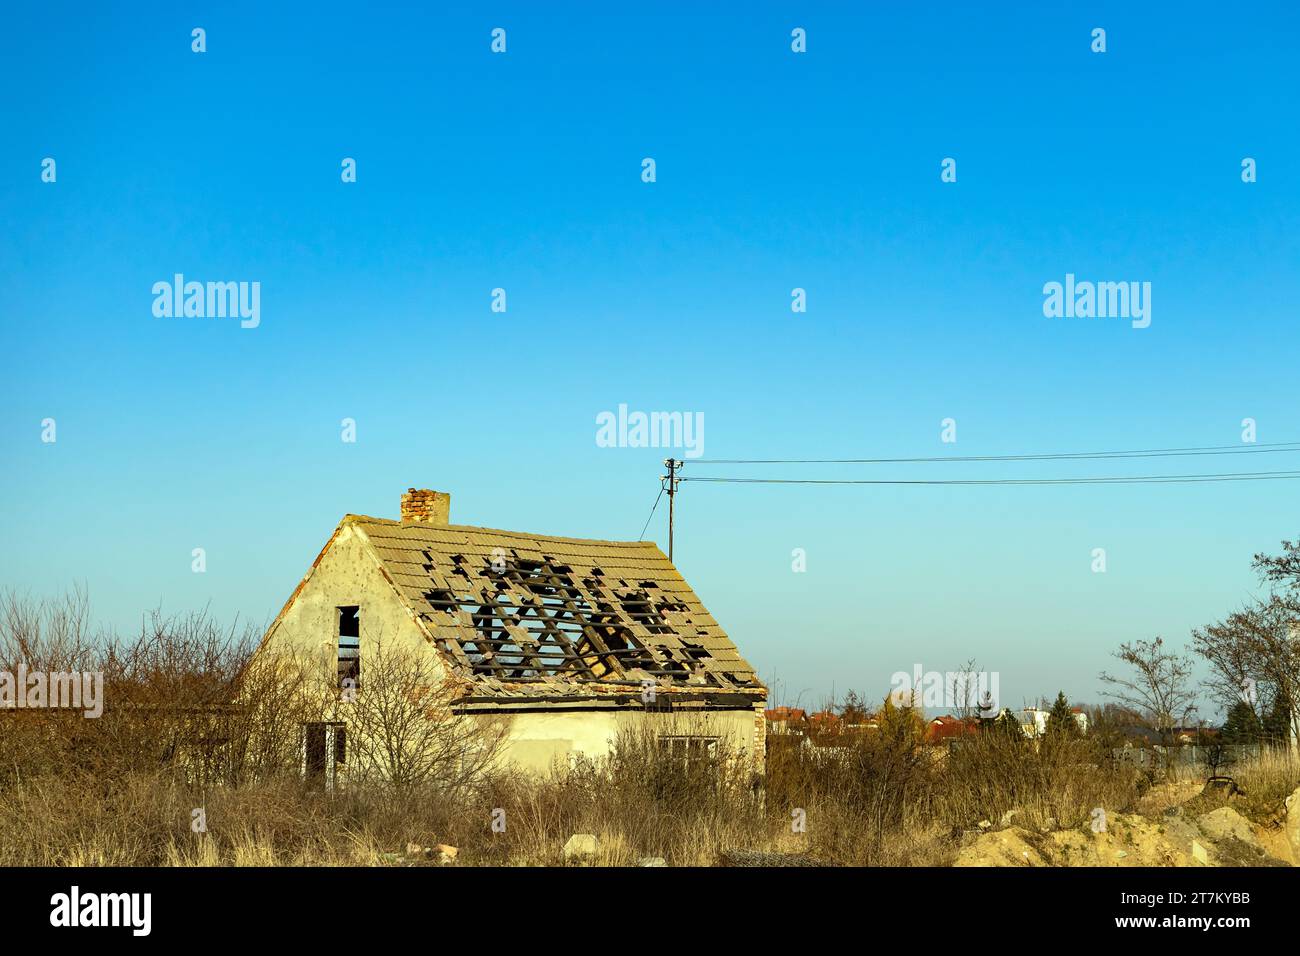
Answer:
260, 523, 435, 681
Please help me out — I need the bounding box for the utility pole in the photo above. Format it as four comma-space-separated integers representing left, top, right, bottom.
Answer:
663, 458, 681, 561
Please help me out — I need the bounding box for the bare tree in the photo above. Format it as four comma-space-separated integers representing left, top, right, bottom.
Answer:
0, 590, 263, 789
229, 645, 326, 782
1193, 605, 1265, 721
1192, 599, 1300, 736
1099, 637, 1197, 748
1254, 539, 1300, 591
1191, 539, 1300, 753
948, 658, 982, 721
331, 639, 506, 794
0, 585, 96, 671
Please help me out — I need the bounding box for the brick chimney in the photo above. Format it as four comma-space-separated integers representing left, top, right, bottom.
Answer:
400, 488, 450, 525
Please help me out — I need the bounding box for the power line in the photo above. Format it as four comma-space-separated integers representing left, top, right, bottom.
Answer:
680, 470, 1300, 486
664, 458, 682, 560
659, 442, 1300, 558
692, 441, 1300, 466
637, 483, 666, 540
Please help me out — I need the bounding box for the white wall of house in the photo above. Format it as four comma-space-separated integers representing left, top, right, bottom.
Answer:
261, 522, 435, 674
1020, 708, 1089, 738
474, 707, 761, 774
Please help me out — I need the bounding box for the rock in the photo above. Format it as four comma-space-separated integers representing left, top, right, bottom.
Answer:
563, 834, 599, 863
953, 828, 1051, 867
1190, 808, 1290, 867
1196, 807, 1258, 847
637, 856, 667, 867
434, 844, 458, 865
952, 805, 1290, 869
977, 819, 992, 830
1210, 837, 1290, 867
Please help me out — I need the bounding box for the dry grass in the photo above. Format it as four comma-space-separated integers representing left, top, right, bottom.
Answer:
2, 732, 1294, 866
1228, 747, 1300, 823
2, 592, 1293, 866
934, 729, 1149, 832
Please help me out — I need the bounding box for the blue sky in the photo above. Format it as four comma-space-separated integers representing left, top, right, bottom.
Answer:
3, 2, 1297, 720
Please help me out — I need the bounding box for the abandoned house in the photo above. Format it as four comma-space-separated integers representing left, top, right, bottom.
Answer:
256, 488, 767, 784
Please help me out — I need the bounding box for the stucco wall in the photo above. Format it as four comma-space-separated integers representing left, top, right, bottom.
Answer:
478, 707, 760, 775
260, 523, 434, 676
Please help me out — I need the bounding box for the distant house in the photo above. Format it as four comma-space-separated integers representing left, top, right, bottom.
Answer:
255, 487, 767, 783
764, 706, 808, 735
766, 705, 886, 747
1020, 706, 1089, 738
844, 715, 879, 733
1174, 726, 1218, 745
927, 714, 978, 744
1117, 725, 1163, 746
808, 709, 842, 737
1071, 706, 1090, 735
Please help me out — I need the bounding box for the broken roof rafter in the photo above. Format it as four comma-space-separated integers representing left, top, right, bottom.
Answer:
348, 515, 763, 701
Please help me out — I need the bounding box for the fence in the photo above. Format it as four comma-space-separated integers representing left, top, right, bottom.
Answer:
1111, 744, 1262, 773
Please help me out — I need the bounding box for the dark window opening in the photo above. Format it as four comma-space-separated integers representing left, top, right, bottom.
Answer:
304, 723, 326, 779
338, 606, 360, 690
339, 605, 360, 638
656, 735, 719, 769
302, 721, 347, 790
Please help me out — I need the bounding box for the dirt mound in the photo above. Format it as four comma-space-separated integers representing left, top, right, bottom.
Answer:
953, 803, 1293, 867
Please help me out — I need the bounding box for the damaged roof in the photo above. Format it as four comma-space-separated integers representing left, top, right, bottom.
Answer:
346, 515, 765, 703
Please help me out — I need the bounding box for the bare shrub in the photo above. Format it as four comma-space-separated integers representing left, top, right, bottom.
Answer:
331, 639, 506, 794
765, 700, 937, 865
1099, 637, 1198, 749
937, 729, 1144, 832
